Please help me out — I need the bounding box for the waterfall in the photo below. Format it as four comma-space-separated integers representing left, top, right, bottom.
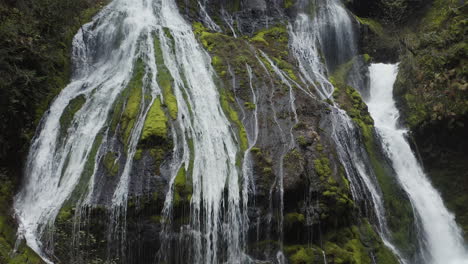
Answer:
368, 63, 468, 264
289, 0, 408, 259
14, 0, 246, 263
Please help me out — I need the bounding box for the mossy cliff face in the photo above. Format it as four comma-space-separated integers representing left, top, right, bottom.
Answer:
392, 0, 468, 240
3, 0, 463, 263
188, 7, 401, 263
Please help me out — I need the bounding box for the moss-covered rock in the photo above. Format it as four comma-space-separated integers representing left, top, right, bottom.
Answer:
173, 166, 192, 207
59, 94, 86, 137
102, 151, 119, 176
154, 34, 178, 120
120, 59, 145, 146
141, 97, 168, 141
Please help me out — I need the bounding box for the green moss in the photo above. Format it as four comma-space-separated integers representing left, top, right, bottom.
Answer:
363, 54, 372, 63
314, 158, 332, 178
173, 165, 192, 206
355, 16, 384, 36
394, 0, 466, 130
284, 245, 320, 264
284, 0, 294, 9
315, 143, 324, 152
220, 89, 249, 151
211, 55, 223, 67
335, 78, 416, 254
250, 147, 261, 154
154, 35, 178, 120
56, 206, 73, 223
141, 97, 168, 141
250, 26, 288, 46
323, 224, 394, 264
67, 132, 104, 204
102, 152, 119, 176
421, 0, 457, 30
285, 212, 305, 227
59, 95, 86, 134
331, 58, 355, 86
290, 247, 315, 264
296, 136, 308, 147
134, 148, 143, 160
244, 102, 256, 110
120, 59, 144, 146
332, 62, 417, 254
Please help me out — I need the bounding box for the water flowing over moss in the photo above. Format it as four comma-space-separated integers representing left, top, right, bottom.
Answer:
173, 165, 192, 206
103, 152, 119, 176
59, 95, 86, 136
120, 59, 145, 146
141, 97, 167, 141
154, 35, 178, 120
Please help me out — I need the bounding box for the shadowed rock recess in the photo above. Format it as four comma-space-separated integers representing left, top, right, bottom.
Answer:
0, 0, 467, 263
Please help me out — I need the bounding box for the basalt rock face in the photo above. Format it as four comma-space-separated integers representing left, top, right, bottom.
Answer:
2, 0, 465, 264
44, 1, 398, 263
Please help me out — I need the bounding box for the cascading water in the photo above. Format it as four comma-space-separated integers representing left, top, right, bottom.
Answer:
289, 0, 407, 260
368, 63, 468, 264
289, 0, 357, 99
10, 0, 466, 263
14, 0, 247, 263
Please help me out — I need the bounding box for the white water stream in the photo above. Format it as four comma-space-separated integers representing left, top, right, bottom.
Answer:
368, 63, 468, 264
14, 0, 246, 263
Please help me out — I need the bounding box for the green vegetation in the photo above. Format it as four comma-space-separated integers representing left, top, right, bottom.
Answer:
68, 132, 104, 204
355, 16, 384, 36
220, 89, 249, 151
173, 166, 193, 206
141, 97, 168, 141
58, 95, 86, 140
394, 0, 467, 130
0, 1, 106, 260
120, 59, 145, 146
284, 0, 294, 9
0, 0, 106, 169
102, 152, 119, 176
285, 212, 305, 227
285, 220, 399, 264
154, 35, 178, 120
250, 26, 288, 46
313, 157, 332, 179
392, 0, 467, 239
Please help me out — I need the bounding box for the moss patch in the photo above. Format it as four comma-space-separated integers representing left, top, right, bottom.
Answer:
173, 165, 192, 207
141, 97, 168, 141
59, 95, 86, 137
154, 35, 178, 120
120, 59, 145, 146
102, 152, 119, 176
355, 16, 384, 36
